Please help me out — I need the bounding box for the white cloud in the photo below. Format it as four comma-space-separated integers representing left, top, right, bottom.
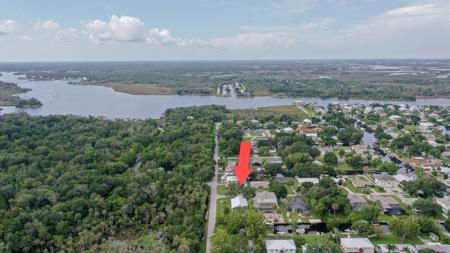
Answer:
19, 35, 33, 41
386, 4, 438, 17
33, 19, 61, 31
147, 28, 175, 44
0, 20, 18, 35
302, 16, 336, 29
55, 28, 81, 42
349, 1, 450, 38
217, 0, 450, 57
270, 0, 318, 13
84, 15, 196, 46
209, 32, 294, 49
85, 15, 146, 42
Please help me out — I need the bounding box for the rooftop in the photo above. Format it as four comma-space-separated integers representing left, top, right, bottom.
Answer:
374, 173, 397, 182
231, 195, 248, 209
348, 194, 367, 204
341, 238, 374, 248
255, 192, 277, 203
265, 239, 296, 250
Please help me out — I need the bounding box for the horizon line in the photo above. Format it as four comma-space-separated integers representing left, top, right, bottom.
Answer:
1, 58, 450, 64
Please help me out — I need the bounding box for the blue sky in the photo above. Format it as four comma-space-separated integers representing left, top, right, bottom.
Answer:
0, 0, 449, 61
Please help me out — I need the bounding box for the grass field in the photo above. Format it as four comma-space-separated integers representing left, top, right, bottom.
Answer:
259, 105, 308, 114
231, 105, 310, 121
101, 83, 176, 95
344, 181, 372, 194
251, 88, 272, 96
217, 185, 227, 196
335, 162, 354, 171
370, 233, 422, 245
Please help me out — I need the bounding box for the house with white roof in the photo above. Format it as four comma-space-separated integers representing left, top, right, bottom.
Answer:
419, 122, 434, 132
389, 115, 402, 122
416, 243, 450, 253
296, 177, 319, 185
303, 119, 312, 125
226, 175, 238, 184
440, 166, 450, 175
393, 173, 416, 183
373, 173, 399, 188
340, 238, 375, 253
377, 244, 416, 253
231, 195, 248, 209
265, 239, 296, 253
306, 133, 318, 139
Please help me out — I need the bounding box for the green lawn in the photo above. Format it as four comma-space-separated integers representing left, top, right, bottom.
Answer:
391, 195, 413, 215
370, 233, 422, 245
377, 214, 408, 223
344, 181, 372, 194
259, 105, 310, 119
335, 162, 355, 172
216, 198, 231, 218
199, 222, 208, 253
217, 185, 227, 196
278, 201, 289, 222
371, 185, 386, 193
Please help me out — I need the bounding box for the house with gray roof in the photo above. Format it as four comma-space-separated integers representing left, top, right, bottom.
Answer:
348, 194, 368, 211
373, 173, 399, 188
254, 192, 278, 213
285, 197, 308, 215
370, 194, 404, 215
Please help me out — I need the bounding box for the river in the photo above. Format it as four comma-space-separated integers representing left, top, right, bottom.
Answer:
3, 72, 450, 119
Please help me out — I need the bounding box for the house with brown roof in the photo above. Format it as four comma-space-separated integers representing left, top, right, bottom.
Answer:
370, 194, 404, 215
348, 194, 368, 211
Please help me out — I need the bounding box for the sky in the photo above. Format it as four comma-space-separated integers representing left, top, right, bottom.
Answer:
0, 0, 449, 61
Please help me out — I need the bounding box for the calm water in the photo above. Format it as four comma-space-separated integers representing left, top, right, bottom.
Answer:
3, 72, 450, 119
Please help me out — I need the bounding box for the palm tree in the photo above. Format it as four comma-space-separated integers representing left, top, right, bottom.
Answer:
332, 203, 339, 216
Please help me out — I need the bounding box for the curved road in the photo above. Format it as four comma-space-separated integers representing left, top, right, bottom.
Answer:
206, 123, 220, 253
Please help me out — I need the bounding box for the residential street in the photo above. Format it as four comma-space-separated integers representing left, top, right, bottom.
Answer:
206, 123, 220, 253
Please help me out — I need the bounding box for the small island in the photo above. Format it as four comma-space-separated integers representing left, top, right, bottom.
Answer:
0, 81, 42, 109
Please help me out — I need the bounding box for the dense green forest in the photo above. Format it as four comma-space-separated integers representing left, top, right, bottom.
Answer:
0, 81, 42, 108
0, 105, 226, 252
246, 78, 421, 100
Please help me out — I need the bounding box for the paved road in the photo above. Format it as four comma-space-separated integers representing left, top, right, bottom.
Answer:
206, 123, 220, 253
